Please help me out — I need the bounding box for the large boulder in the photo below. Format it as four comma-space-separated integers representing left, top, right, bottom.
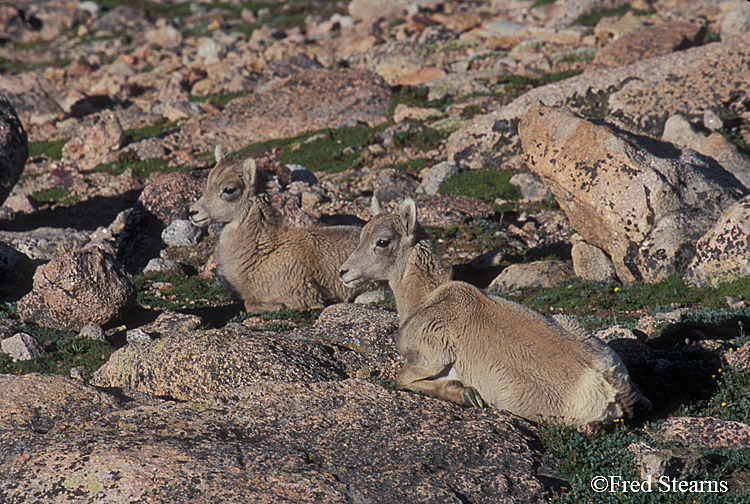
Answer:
182, 67, 391, 156
662, 114, 750, 190
0, 373, 565, 504
61, 112, 127, 171
685, 196, 750, 287
91, 304, 401, 400
17, 248, 136, 330
0, 242, 36, 301
519, 103, 747, 284
0, 95, 28, 207
348, 0, 443, 21
116, 170, 207, 273
446, 31, 750, 170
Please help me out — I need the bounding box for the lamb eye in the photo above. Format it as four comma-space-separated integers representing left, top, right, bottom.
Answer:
376, 239, 390, 248
222, 186, 237, 196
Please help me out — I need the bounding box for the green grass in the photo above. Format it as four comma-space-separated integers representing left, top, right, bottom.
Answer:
392, 125, 450, 151
381, 157, 428, 174
0, 338, 115, 376
716, 109, 750, 152
124, 119, 179, 142
388, 86, 453, 116
691, 366, 750, 423
31, 187, 81, 206
540, 69, 584, 84
238, 124, 386, 173
28, 139, 68, 160
438, 169, 523, 205
576, 3, 650, 27
97, 0, 191, 21
188, 91, 253, 107
228, 308, 323, 327
509, 275, 750, 316
95, 155, 177, 180
134, 272, 234, 310
0, 320, 115, 377
550, 48, 596, 64
540, 423, 750, 503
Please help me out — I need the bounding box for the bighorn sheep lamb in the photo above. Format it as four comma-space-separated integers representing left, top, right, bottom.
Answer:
339, 198, 652, 426
189, 146, 371, 313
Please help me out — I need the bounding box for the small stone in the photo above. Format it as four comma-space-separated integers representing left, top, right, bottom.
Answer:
355, 367, 372, 379
2, 194, 38, 213
287, 164, 318, 185
161, 219, 205, 247
78, 322, 107, 343
354, 290, 390, 305
488, 261, 574, 292
703, 109, 723, 131
70, 365, 90, 382
126, 328, 152, 344
572, 241, 618, 283
509, 172, 549, 201
143, 258, 180, 274
416, 161, 459, 196
1, 333, 45, 361
197, 38, 226, 66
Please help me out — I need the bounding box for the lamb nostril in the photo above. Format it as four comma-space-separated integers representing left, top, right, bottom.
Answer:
339, 268, 347, 279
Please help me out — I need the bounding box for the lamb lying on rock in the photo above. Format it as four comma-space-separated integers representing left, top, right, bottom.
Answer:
189, 146, 372, 313
339, 197, 652, 426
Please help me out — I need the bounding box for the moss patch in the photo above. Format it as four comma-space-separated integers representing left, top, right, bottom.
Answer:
439, 169, 522, 205
236, 124, 387, 173
31, 186, 81, 206
28, 139, 68, 160
135, 272, 234, 311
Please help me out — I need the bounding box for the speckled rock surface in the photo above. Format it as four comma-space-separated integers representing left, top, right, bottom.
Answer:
487, 260, 574, 292
0, 96, 28, 207
519, 103, 747, 284
655, 416, 750, 449
446, 31, 750, 170
590, 20, 705, 69
182, 68, 392, 155
17, 247, 136, 330
685, 195, 750, 287
116, 170, 207, 273
91, 304, 401, 400
0, 374, 564, 504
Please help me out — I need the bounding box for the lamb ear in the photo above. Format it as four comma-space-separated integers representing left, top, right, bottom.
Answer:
214, 145, 226, 163
399, 198, 417, 237
371, 195, 382, 216
242, 158, 258, 192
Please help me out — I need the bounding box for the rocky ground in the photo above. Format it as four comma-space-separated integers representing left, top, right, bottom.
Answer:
1, 0, 750, 502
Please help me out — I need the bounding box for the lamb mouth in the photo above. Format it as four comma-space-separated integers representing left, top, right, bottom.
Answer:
190, 215, 210, 227
341, 276, 363, 289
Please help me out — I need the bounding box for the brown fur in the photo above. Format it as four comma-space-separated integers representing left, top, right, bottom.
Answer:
189, 146, 371, 313
339, 198, 652, 426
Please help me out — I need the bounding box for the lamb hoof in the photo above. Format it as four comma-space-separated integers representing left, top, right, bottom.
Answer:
462, 387, 486, 408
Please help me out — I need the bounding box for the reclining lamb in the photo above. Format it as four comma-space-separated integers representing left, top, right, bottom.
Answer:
339, 197, 651, 426
189, 146, 372, 313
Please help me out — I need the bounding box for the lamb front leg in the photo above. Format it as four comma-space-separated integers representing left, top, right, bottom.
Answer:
396, 364, 486, 408
243, 299, 287, 314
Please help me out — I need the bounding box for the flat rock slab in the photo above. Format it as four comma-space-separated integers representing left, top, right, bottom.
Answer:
91, 305, 402, 401
655, 416, 750, 449
182, 67, 392, 155
0, 374, 564, 504
447, 32, 750, 169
